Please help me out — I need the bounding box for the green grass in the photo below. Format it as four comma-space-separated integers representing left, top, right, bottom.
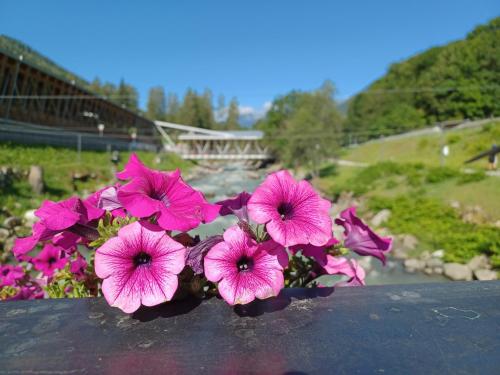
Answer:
368, 195, 500, 267
342, 121, 500, 169
0, 143, 192, 219
317, 161, 500, 221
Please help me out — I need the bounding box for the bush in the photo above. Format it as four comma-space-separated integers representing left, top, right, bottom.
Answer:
425, 166, 459, 183
458, 170, 487, 184
446, 134, 462, 144
368, 195, 500, 266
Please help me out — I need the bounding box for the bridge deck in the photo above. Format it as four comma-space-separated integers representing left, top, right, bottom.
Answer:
1, 281, 499, 374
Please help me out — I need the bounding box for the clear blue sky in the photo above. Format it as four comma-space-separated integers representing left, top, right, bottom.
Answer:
1, 0, 498, 115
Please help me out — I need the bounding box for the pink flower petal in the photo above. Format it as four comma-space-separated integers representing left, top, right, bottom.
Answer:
117, 178, 161, 218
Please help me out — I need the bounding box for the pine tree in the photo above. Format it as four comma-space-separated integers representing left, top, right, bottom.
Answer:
226, 97, 240, 130
146, 86, 167, 120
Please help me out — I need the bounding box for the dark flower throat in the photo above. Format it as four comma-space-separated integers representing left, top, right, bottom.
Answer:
237, 256, 253, 272
134, 252, 152, 267
277, 202, 294, 220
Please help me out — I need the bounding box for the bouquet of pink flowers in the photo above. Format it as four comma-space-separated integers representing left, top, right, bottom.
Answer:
1, 154, 392, 313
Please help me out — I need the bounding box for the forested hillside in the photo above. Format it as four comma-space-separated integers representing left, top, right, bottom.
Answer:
346, 17, 500, 138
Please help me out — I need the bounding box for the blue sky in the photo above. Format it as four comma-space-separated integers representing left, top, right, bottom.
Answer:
1, 1, 498, 118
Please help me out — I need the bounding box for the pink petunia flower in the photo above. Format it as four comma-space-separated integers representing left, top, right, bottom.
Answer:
70, 253, 88, 280
6, 285, 44, 300
186, 235, 224, 275
95, 221, 186, 313
0, 265, 24, 286
35, 196, 103, 231
204, 225, 288, 305
32, 244, 68, 277
116, 154, 220, 232
13, 196, 104, 260
217, 191, 252, 222
85, 185, 126, 218
323, 257, 366, 286
335, 207, 392, 264
290, 237, 340, 272
247, 170, 332, 247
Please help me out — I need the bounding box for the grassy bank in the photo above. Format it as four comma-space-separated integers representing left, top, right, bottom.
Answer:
317, 162, 500, 267
0, 143, 192, 219
316, 121, 500, 268
341, 121, 500, 169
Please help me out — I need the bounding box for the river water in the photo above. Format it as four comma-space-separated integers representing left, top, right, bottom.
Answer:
188, 163, 447, 286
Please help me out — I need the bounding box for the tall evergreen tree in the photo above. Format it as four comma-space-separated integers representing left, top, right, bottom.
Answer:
226, 97, 240, 130
146, 86, 167, 120
166, 92, 180, 122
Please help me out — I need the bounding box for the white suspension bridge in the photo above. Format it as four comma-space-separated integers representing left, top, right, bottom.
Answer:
154, 121, 272, 161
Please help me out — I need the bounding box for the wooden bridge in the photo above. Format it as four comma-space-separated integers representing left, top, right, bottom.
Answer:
154, 121, 272, 161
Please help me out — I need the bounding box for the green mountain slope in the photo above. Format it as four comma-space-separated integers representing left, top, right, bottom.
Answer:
346, 17, 500, 139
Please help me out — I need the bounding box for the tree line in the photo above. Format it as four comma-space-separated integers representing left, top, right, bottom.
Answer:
145, 87, 241, 130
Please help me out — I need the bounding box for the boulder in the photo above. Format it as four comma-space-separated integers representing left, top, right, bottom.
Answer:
419, 251, 431, 261
424, 267, 434, 275
431, 249, 445, 258
467, 255, 491, 271
28, 165, 44, 194
3, 236, 15, 253
443, 263, 473, 281
3, 216, 21, 229
401, 234, 418, 251
433, 267, 444, 275
370, 209, 391, 227
426, 258, 444, 268
404, 258, 426, 272
24, 209, 38, 227
391, 247, 410, 260
0, 228, 9, 243
474, 269, 498, 281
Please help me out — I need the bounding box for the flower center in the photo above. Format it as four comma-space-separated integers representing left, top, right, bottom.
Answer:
151, 191, 170, 206
133, 252, 152, 267
277, 202, 294, 220
48, 257, 57, 265
2, 269, 9, 276
237, 256, 253, 272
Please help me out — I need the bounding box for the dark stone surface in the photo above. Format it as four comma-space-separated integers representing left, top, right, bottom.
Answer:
1, 281, 500, 374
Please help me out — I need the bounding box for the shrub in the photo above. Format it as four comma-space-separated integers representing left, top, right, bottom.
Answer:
368, 195, 500, 266
457, 170, 487, 184
425, 166, 459, 183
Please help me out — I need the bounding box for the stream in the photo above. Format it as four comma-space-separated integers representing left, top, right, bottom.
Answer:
188, 163, 448, 286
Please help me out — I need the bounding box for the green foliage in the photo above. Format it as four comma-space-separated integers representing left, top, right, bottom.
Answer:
45, 267, 93, 298
257, 80, 343, 170
0, 143, 191, 219
225, 97, 240, 130
368, 195, 500, 266
177, 88, 217, 129
318, 164, 338, 178
333, 161, 425, 195
146, 86, 167, 120
346, 17, 500, 138
89, 213, 136, 248
425, 167, 459, 183
457, 170, 487, 184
